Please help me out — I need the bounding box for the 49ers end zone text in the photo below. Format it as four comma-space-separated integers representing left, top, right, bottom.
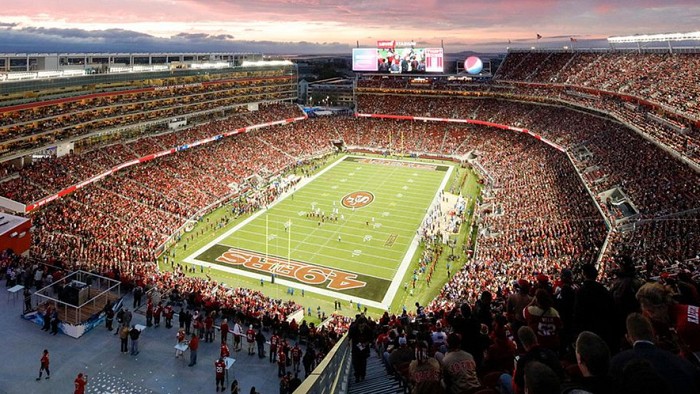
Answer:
215, 248, 366, 291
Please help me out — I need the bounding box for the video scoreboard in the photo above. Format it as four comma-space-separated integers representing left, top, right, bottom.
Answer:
353, 40, 444, 73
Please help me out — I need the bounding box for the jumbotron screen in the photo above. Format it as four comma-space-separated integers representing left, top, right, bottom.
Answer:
353, 42, 443, 73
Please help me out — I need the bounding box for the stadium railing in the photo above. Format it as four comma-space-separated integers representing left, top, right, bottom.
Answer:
293, 334, 351, 394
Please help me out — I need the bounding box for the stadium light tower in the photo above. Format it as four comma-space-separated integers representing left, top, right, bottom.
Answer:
607, 31, 700, 43
608, 31, 700, 52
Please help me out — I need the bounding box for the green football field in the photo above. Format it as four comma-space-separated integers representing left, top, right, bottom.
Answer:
186, 155, 453, 308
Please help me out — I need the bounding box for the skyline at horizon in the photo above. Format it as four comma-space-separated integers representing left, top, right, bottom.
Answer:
1, 1, 699, 54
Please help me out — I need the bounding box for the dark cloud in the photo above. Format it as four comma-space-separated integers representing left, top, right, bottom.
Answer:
20, 27, 152, 40
0, 27, 351, 54
172, 32, 211, 40
212, 34, 235, 40
171, 33, 235, 41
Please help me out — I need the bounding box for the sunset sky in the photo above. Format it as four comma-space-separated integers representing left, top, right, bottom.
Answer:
1, 0, 699, 53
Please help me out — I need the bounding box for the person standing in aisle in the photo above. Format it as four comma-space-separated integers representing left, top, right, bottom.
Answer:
132, 285, 143, 308
50, 309, 60, 335
246, 325, 256, 355
73, 372, 88, 394
205, 312, 215, 342
23, 287, 32, 313
146, 299, 153, 327
269, 331, 279, 363
277, 347, 287, 377
123, 308, 133, 328
179, 307, 187, 331
215, 357, 226, 392
104, 301, 115, 332
184, 309, 193, 335
176, 328, 187, 358
119, 324, 129, 353
230, 379, 240, 394
164, 304, 174, 329
291, 343, 302, 375
220, 341, 231, 359
154, 302, 163, 328
220, 319, 229, 344
129, 325, 141, 356
36, 349, 50, 380
256, 329, 266, 359
233, 320, 243, 352
188, 333, 200, 366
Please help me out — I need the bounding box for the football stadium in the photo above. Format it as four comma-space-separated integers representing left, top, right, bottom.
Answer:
0, 18, 699, 394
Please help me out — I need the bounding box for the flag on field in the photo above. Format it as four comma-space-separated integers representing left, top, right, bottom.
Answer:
537, 34, 543, 40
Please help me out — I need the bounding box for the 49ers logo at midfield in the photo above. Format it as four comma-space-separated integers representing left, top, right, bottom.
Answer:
341, 191, 374, 208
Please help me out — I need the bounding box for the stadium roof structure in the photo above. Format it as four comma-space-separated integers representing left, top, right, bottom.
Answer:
608, 31, 700, 44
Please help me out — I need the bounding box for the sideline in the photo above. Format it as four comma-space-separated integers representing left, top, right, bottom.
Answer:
381, 164, 453, 307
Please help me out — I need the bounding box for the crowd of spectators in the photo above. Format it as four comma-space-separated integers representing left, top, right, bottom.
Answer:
352, 95, 700, 311
0, 74, 295, 155
356, 95, 700, 219
426, 125, 608, 311
357, 61, 700, 166
27, 105, 303, 271
495, 51, 700, 120
9, 95, 697, 304
0, 103, 302, 204
3, 85, 699, 392
352, 269, 700, 393
489, 86, 700, 165
600, 211, 700, 280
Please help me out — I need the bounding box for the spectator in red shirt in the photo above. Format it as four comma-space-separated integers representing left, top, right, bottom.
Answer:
188, 333, 199, 367
146, 300, 153, 327
220, 319, 229, 344
215, 357, 226, 392
205, 313, 215, 343
74, 372, 87, 394
220, 342, 230, 359
246, 325, 256, 355
291, 343, 302, 374
154, 302, 163, 328
164, 304, 174, 329
37, 349, 50, 380
277, 348, 287, 377
484, 316, 518, 374
269, 331, 280, 364
636, 282, 700, 360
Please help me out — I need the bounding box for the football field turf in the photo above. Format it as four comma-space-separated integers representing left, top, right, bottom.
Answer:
186, 155, 453, 309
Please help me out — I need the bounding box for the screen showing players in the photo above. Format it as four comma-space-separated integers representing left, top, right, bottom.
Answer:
353, 45, 444, 73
